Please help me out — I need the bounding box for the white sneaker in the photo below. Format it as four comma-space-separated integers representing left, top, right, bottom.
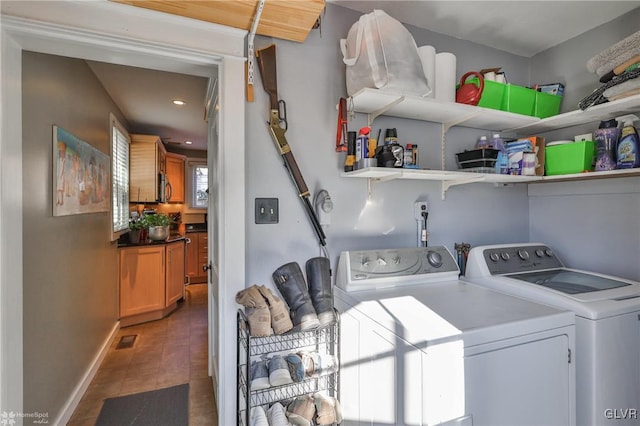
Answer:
267, 402, 292, 426
251, 405, 269, 426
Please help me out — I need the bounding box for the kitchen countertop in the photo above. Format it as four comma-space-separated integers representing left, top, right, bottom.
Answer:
185, 223, 207, 233
118, 234, 186, 248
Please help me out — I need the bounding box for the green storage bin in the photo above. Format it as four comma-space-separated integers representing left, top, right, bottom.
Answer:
534, 91, 562, 118
501, 84, 536, 116
545, 141, 595, 175
467, 78, 505, 110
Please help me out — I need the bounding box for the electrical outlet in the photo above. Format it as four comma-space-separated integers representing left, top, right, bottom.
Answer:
414, 201, 428, 220
255, 198, 278, 224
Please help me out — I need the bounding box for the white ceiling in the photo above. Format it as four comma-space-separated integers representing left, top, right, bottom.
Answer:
331, 1, 639, 57
87, 2, 639, 152
86, 60, 211, 151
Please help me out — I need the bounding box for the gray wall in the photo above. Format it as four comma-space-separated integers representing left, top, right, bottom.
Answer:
528, 9, 640, 280
245, 4, 533, 285
22, 52, 121, 420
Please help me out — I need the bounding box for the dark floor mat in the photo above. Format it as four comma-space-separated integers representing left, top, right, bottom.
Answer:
96, 383, 189, 426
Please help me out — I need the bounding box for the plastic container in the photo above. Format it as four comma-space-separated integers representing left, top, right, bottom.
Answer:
534, 91, 563, 119
616, 121, 639, 169
545, 141, 596, 175
594, 119, 620, 171
466, 78, 505, 110
491, 133, 509, 174
456, 148, 499, 169
501, 84, 536, 116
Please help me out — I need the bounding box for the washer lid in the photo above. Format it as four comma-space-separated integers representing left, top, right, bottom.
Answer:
336, 280, 573, 349
509, 269, 631, 294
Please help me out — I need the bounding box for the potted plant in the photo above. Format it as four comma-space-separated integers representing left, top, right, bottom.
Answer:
128, 215, 147, 244
145, 213, 172, 241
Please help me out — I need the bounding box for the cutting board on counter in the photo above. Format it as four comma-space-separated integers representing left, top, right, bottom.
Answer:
112, 0, 325, 42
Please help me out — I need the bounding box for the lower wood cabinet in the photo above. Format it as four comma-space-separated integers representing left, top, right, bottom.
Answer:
186, 232, 208, 284
119, 240, 185, 326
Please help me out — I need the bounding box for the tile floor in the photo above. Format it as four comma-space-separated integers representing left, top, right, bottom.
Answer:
68, 283, 218, 425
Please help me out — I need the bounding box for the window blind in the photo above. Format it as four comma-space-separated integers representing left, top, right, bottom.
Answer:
111, 115, 130, 234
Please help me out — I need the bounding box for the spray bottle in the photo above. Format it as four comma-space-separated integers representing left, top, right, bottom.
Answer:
616, 119, 640, 169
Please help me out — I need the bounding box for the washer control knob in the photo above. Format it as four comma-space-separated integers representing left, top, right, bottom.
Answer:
545, 249, 554, 257
489, 252, 500, 262
377, 257, 387, 266
517, 250, 530, 261
361, 257, 370, 267
500, 252, 511, 261
535, 249, 545, 258
427, 251, 443, 268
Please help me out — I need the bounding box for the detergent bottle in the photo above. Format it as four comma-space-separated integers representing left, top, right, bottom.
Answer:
616, 120, 640, 169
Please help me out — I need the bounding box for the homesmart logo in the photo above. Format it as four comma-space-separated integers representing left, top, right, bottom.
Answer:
1, 411, 49, 424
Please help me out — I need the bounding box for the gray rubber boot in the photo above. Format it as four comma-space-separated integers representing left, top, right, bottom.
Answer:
305, 257, 336, 326
272, 262, 319, 331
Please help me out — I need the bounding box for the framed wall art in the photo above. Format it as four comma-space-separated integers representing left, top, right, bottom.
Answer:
53, 125, 110, 216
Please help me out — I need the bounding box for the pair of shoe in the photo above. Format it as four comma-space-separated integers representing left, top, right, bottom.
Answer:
236, 285, 293, 336
272, 257, 337, 332
251, 403, 292, 426
297, 350, 338, 378
250, 354, 294, 390
287, 392, 343, 426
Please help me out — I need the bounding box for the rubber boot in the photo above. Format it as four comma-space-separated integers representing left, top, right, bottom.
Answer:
272, 262, 319, 331
305, 257, 336, 326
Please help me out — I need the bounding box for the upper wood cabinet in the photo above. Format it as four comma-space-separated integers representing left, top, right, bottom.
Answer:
165, 152, 186, 203
129, 134, 167, 203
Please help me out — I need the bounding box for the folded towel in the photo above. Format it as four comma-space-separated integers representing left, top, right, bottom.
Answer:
603, 76, 640, 99
586, 30, 640, 76
608, 88, 640, 102
578, 67, 640, 110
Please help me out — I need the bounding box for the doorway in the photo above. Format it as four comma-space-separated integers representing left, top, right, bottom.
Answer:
0, 4, 246, 425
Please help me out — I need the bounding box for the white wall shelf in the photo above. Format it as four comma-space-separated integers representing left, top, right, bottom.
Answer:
346, 89, 640, 198
342, 167, 640, 199
350, 88, 640, 135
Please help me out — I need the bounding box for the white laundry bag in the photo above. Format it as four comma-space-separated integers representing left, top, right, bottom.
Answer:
340, 10, 431, 97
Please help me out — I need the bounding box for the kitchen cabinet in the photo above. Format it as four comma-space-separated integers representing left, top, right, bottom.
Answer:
118, 240, 186, 326
165, 240, 185, 306
129, 133, 167, 203
186, 232, 208, 284
165, 152, 186, 203
344, 89, 640, 198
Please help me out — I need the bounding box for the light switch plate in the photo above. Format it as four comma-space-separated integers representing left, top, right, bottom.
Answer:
255, 198, 278, 224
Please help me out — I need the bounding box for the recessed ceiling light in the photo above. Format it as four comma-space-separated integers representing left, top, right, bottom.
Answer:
185, 141, 193, 145
172, 99, 186, 106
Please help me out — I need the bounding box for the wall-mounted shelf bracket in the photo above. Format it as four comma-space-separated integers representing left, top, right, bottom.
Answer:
441, 175, 485, 200
440, 111, 482, 170
245, 0, 266, 102
366, 171, 402, 200
367, 95, 405, 126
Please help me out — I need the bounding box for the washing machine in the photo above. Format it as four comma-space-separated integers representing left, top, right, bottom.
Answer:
335, 246, 576, 426
464, 243, 640, 426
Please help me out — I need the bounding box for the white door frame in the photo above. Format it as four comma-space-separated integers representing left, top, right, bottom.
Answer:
0, 2, 246, 424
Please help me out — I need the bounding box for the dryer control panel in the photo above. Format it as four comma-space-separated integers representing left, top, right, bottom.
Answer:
481, 244, 564, 275
336, 246, 460, 292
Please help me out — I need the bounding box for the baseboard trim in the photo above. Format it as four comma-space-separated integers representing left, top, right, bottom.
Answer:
54, 321, 120, 425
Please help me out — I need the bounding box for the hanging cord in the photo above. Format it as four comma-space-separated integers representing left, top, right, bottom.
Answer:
421, 211, 429, 247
